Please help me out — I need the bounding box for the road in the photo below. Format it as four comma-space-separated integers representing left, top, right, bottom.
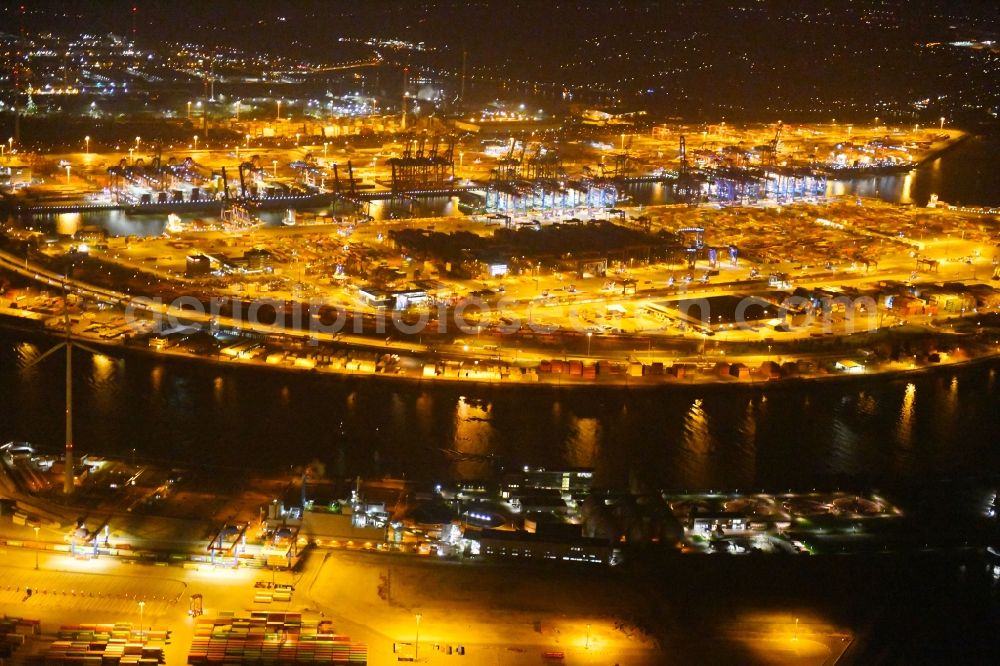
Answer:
0, 545, 665, 665
2, 226, 997, 383
0, 247, 439, 357
0, 543, 860, 665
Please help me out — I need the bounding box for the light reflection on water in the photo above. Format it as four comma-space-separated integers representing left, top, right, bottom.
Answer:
451, 396, 494, 480
935, 375, 959, 445
857, 391, 877, 416
681, 398, 712, 489
819, 133, 1000, 208
896, 382, 916, 448
32, 194, 469, 240
736, 399, 758, 487
87, 354, 122, 437
0, 331, 997, 488
150, 365, 163, 394
15, 341, 40, 369
565, 415, 600, 469
92, 354, 115, 381
828, 402, 860, 479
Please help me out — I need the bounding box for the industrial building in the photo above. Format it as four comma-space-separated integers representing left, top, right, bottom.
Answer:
476, 528, 618, 565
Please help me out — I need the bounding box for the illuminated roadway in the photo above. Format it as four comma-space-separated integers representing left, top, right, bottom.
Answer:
0, 238, 995, 373
0, 547, 663, 664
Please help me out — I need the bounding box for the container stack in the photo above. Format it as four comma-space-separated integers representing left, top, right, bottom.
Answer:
0, 616, 40, 660
43, 623, 165, 664
188, 612, 367, 664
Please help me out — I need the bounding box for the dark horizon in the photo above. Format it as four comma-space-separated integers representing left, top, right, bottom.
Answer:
4, 0, 998, 122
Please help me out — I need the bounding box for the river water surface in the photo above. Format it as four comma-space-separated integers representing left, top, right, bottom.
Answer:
1, 331, 998, 489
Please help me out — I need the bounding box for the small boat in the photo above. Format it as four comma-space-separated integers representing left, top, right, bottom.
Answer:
164, 205, 263, 235
219, 203, 264, 233
165, 213, 186, 234
280, 209, 352, 228
165, 213, 224, 234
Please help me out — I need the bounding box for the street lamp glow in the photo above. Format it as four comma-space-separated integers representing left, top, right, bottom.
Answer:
187, 100, 192, 119
138, 600, 146, 641
940, 116, 946, 130
194, 135, 199, 151
272, 159, 278, 177
33, 526, 40, 570
84, 136, 90, 154
276, 99, 282, 120
414, 613, 422, 660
